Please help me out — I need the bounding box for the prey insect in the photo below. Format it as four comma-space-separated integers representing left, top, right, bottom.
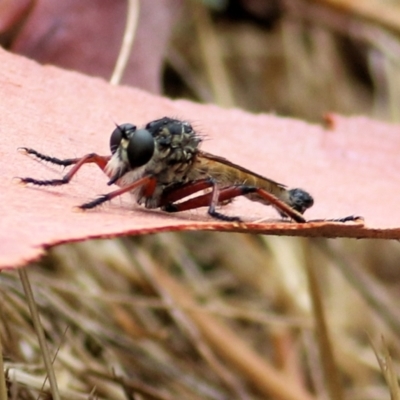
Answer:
16, 117, 355, 224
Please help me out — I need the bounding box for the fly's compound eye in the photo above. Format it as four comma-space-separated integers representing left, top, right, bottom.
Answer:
110, 123, 136, 154
127, 129, 155, 168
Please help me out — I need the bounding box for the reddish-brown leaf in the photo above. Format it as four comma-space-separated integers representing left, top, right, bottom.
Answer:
0, 48, 398, 269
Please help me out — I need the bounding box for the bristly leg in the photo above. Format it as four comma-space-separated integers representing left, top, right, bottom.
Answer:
18, 147, 82, 167
207, 208, 242, 222
165, 199, 242, 222
162, 182, 306, 223
310, 215, 364, 223
207, 180, 242, 221
16, 153, 111, 187
17, 176, 69, 186
76, 175, 155, 211
336, 215, 363, 223
161, 178, 242, 221
78, 195, 110, 210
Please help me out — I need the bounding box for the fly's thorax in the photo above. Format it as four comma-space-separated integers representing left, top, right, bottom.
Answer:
144, 117, 202, 184
135, 118, 203, 209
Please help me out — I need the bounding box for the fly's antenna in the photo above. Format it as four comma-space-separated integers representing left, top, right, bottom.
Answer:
113, 122, 128, 139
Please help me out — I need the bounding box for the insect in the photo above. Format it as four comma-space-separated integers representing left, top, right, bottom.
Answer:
16, 117, 357, 224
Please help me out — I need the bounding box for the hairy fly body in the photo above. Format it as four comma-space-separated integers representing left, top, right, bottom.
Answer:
17, 117, 357, 224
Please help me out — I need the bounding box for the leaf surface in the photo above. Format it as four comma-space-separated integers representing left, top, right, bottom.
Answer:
1, 48, 398, 269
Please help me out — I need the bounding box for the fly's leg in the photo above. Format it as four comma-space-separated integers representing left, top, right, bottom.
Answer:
160, 179, 214, 204
332, 215, 363, 223
18, 146, 156, 211
18, 147, 84, 167
206, 180, 241, 221
309, 215, 364, 223
163, 184, 307, 223
164, 183, 361, 224
161, 179, 241, 222
16, 152, 111, 186
78, 176, 155, 210
239, 187, 306, 222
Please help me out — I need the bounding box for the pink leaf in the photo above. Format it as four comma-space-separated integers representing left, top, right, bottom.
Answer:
0, 48, 397, 269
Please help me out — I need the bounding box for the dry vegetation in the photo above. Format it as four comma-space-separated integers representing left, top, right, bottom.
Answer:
2, 1, 400, 399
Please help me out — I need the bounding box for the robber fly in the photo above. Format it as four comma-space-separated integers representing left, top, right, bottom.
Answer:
16, 117, 355, 223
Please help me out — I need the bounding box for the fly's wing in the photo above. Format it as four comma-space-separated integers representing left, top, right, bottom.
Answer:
195, 152, 314, 215
195, 150, 287, 190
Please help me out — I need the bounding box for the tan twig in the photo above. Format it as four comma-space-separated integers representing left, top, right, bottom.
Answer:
110, 0, 140, 85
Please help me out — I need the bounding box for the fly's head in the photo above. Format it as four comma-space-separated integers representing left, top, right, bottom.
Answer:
106, 123, 155, 185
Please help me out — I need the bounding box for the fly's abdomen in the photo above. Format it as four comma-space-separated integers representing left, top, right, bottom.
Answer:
192, 153, 313, 214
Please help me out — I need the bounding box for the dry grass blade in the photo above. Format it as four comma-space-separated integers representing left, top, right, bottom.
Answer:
133, 244, 316, 400
18, 268, 60, 400
301, 238, 343, 400
318, 240, 400, 338
0, 334, 7, 400
134, 246, 249, 399
6, 368, 91, 400
136, 251, 247, 399
2, 232, 400, 398
190, 1, 235, 107
312, 0, 400, 33
109, 371, 177, 400
369, 336, 400, 400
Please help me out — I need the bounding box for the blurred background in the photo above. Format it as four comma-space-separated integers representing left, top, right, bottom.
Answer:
1, 0, 400, 399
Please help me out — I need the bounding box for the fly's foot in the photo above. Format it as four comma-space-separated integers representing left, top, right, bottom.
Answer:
164, 203, 242, 222
208, 209, 242, 222
308, 215, 364, 223
327, 215, 364, 223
